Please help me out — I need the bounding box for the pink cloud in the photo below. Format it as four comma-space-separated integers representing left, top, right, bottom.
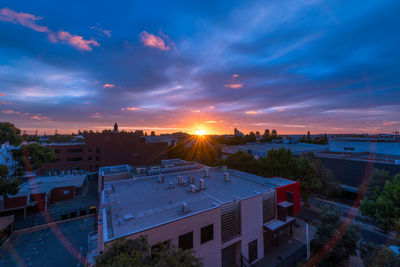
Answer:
90, 25, 111, 38
50, 31, 100, 51
139, 31, 171, 51
191, 109, 201, 113
103, 83, 115, 88
0, 93, 6, 96
0, 8, 49, 32
232, 74, 239, 78
225, 83, 243, 89
2, 109, 20, 114
0, 8, 99, 51
205, 120, 218, 124
121, 107, 140, 111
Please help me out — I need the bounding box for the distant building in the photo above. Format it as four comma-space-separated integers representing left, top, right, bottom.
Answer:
95, 160, 302, 267
113, 122, 118, 133
39, 132, 168, 174
234, 128, 244, 136
328, 139, 400, 157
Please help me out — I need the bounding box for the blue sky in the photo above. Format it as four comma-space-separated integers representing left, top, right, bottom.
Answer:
0, 0, 399, 134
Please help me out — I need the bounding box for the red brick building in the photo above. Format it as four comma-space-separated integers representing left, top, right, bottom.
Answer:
40, 132, 168, 174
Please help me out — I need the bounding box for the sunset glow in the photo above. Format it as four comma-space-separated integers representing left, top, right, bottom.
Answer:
194, 129, 207, 136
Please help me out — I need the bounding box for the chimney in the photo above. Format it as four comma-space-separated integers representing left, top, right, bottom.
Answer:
224, 172, 230, 182
199, 179, 205, 190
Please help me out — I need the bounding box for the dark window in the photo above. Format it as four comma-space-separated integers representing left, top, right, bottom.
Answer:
67, 157, 83, 162
201, 224, 213, 244
67, 148, 83, 153
88, 148, 92, 153
96, 156, 100, 162
88, 157, 93, 161
96, 148, 100, 153
179, 232, 193, 250
55, 149, 60, 154
248, 239, 258, 263
95, 164, 99, 169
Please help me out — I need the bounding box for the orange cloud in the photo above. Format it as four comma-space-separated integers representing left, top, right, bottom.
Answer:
2, 109, 19, 114
225, 83, 243, 89
191, 109, 201, 113
245, 110, 259, 114
139, 31, 170, 50
205, 120, 218, 124
49, 31, 99, 51
121, 107, 140, 111
0, 8, 49, 32
31, 115, 49, 121
103, 83, 115, 88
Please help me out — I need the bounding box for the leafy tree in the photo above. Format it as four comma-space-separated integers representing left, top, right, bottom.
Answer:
304, 153, 342, 198
12, 143, 56, 172
244, 132, 256, 143
264, 129, 270, 137
151, 131, 155, 136
311, 206, 360, 266
360, 241, 400, 267
0, 164, 20, 198
255, 131, 260, 138
271, 129, 278, 137
0, 122, 23, 147
360, 174, 400, 234
96, 236, 203, 267
296, 157, 321, 206
365, 169, 392, 199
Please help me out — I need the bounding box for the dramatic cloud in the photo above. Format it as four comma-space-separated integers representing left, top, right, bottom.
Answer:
121, 107, 140, 111
139, 31, 171, 50
2, 109, 19, 114
103, 83, 115, 88
0, 7, 99, 51
0, 8, 49, 32
49, 31, 99, 51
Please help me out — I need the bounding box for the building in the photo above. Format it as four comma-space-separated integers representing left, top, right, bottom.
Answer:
328, 139, 400, 157
221, 143, 327, 159
40, 132, 168, 174
96, 161, 301, 266
0, 172, 87, 218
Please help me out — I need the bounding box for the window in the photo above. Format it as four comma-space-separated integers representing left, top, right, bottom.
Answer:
201, 224, 213, 244
96, 156, 100, 162
88, 157, 93, 161
88, 148, 92, 153
178, 231, 193, 250
96, 147, 100, 153
67, 148, 83, 153
248, 239, 258, 263
67, 157, 83, 162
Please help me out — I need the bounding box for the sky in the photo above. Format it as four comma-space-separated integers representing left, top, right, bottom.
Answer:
0, 0, 399, 135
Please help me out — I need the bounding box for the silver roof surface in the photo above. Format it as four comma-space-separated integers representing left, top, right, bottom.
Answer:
102, 166, 296, 241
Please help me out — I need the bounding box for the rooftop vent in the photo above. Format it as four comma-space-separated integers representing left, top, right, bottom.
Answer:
190, 184, 198, 192
169, 182, 175, 189
189, 176, 195, 184
199, 179, 205, 190
224, 172, 230, 182
204, 168, 209, 177
158, 174, 165, 183
182, 202, 189, 213
178, 176, 183, 185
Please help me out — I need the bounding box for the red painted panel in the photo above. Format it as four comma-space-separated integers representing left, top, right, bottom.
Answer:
31, 193, 47, 210
4, 196, 27, 209
50, 186, 74, 202
275, 180, 301, 215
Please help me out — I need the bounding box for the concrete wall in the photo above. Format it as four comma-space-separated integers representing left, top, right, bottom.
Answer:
107, 208, 221, 267
240, 195, 264, 264
329, 141, 400, 156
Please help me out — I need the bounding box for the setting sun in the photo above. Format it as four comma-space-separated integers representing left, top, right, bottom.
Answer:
194, 129, 207, 136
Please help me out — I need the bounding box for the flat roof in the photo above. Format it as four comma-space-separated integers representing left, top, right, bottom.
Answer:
13, 173, 87, 197
222, 143, 327, 155
99, 165, 132, 176
103, 166, 296, 241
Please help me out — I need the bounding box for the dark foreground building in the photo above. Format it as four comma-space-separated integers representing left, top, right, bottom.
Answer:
40, 132, 168, 174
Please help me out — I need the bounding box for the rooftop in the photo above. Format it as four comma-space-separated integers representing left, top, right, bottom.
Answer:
102, 166, 297, 242
12, 173, 87, 197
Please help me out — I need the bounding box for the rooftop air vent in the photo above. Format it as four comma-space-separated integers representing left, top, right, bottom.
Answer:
123, 214, 134, 221
182, 202, 189, 213
178, 176, 183, 185
199, 179, 205, 190
158, 174, 164, 183
224, 172, 230, 182
190, 184, 198, 192
169, 182, 175, 189
204, 168, 209, 177
189, 176, 195, 184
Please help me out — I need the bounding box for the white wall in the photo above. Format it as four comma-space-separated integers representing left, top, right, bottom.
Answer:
329, 141, 400, 156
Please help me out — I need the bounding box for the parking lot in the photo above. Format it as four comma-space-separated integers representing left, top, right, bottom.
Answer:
0, 216, 96, 267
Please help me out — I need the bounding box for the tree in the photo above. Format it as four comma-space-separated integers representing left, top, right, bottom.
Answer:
0, 122, 23, 148
255, 131, 260, 138
271, 129, 278, 137
360, 241, 400, 267
296, 157, 321, 206
244, 132, 256, 143
304, 153, 342, 198
365, 169, 392, 199
151, 131, 155, 136
96, 236, 203, 267
12, 144, 56, 172
311, 206, 360, 266
0, 164, 20, 198
360, 174, 400, 234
